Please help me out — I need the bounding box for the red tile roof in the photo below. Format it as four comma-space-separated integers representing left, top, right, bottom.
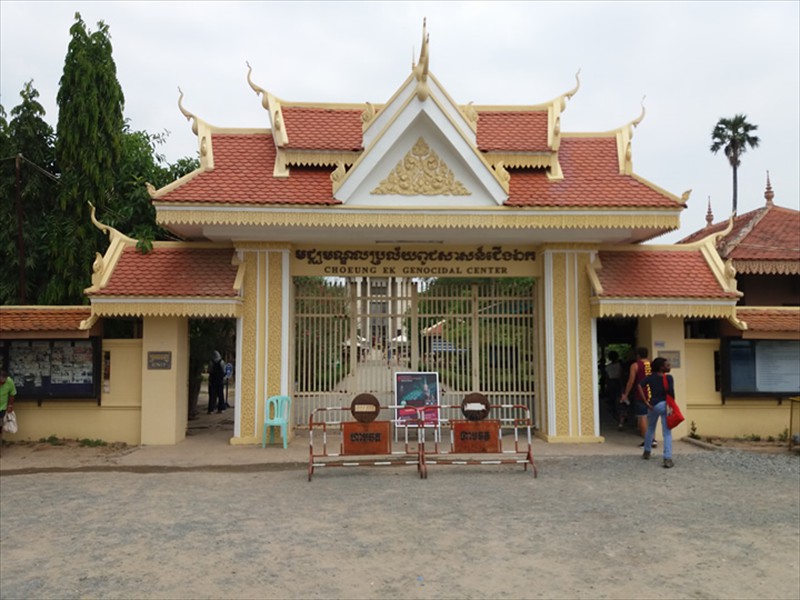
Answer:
726, 206, 800, 262
506, 137, 677, 207
158, 127, 676, 210
282, 107, 364, 151
477, 111, 549, 152
0, 307, 91, 333
596, 250, 738, 298
157, 134, 338, 205
737, 309, 800, 333
680, 204, 800, 263
91, 247, 238, 297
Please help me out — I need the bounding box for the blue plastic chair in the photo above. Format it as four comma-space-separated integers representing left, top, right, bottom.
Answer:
262, 395, 292, 449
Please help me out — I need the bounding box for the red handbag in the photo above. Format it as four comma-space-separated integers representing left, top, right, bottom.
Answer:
664, 374, 684, 429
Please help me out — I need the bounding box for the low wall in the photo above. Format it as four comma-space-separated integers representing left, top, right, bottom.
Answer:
4, 339, 143, 445
684, 339, 793, 439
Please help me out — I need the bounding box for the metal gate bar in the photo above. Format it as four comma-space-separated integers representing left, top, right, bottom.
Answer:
294, 278, 536, 428
307, 405, 425, 480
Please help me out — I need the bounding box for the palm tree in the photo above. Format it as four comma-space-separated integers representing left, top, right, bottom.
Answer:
710, 114, 760, 214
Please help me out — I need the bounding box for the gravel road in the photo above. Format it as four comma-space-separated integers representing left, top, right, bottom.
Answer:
1, 450, 798, 600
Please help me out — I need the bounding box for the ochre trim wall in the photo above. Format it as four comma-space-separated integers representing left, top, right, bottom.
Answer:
539, 248, 602, 442
231, 247, 293, 446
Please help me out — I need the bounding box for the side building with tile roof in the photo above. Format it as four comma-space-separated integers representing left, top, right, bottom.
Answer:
673, 177, 799, 438
5, 26, 783, 446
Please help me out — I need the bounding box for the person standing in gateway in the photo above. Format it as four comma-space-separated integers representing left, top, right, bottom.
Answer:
208, 351, 226, 414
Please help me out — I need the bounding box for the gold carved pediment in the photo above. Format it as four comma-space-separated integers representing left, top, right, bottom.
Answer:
371, 137, 471, 196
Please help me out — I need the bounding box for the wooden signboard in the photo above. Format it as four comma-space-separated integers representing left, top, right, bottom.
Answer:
342, 421, 391, 455
452, 420, 501, 453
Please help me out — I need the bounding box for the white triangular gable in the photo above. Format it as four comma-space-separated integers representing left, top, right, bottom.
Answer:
334, 72, 508, 207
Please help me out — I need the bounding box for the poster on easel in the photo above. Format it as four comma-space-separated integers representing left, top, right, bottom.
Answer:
394, 372, 440, 424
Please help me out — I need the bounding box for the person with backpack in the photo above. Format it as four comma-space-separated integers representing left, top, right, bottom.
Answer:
620, 347, 656, 447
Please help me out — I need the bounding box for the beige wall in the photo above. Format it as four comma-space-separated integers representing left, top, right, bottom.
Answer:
4, 339, 142, 445
140, 317, 188, 445
684, 339, 794, 438
638, 316, 689, 437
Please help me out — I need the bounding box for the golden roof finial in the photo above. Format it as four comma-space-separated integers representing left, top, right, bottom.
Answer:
706, 196, 714, 227
414, 18, 430, 101
765, 171, 774, 206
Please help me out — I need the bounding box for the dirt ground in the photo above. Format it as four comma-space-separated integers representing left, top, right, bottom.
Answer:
0, 433, 792, 470
1, 439, 799, 599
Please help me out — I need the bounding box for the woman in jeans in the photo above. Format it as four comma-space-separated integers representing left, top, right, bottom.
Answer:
637, 357, 675, 469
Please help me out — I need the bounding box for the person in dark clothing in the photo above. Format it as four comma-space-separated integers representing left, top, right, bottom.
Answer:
208, 350, 226, 414
638, 356, 675, 468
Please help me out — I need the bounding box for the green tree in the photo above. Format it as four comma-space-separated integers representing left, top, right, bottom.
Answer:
0, 81, 58, 304
710, 114, 760, 214
113, 124, 197, 251
52, 12, 125, 304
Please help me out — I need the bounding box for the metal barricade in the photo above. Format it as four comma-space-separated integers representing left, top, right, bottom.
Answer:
419, 402, 537, 477
308, 403, 426, 481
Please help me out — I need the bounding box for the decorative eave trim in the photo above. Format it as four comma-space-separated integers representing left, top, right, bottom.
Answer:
586, 253, 604, 295
733, 259, 800, 275
79, 313, 99, 331
246, 64, 289, 148
483, 152, 552, 169
630, 173, 689, 206
89, 297, 242, 319
720, 206, 770, 257
83, 204, 137, 296
428, 73, 477, 134
155, 206, 681, 231
611, 99, 646, 175
284, 149, 361, 168
468, 71, 581, 115
548, 70, 580, 153
590, 297, 739, 320
177, 88, 216, 171
699, 242, 742, 299
362, 73, 416, 137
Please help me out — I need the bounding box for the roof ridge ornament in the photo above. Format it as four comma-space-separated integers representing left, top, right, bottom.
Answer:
246, 61, 271, 111
557, 69, 581, 112
764, 170, 774, 205
246, 61, 287, 146
177, 87, 199, 135
88, 201, 135, 247
630, 95, 647, 130
177, 87, 213, 168
413, 18, 430, 101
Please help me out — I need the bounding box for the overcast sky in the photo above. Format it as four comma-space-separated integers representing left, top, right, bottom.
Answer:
1, 1, 798, 243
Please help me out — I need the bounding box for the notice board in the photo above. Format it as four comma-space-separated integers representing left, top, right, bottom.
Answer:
1, 339, 100, 400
